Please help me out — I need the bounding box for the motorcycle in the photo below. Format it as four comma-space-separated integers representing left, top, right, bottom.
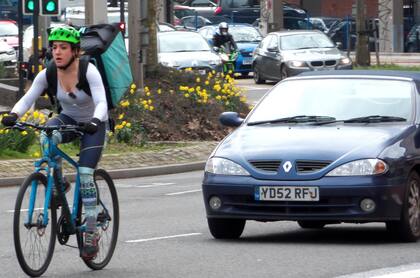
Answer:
214, 44, 239, 75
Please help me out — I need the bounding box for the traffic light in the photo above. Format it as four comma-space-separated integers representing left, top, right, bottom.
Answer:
118, 22, 126, 36
23, 0, 35, 15
40, 0, 60, 16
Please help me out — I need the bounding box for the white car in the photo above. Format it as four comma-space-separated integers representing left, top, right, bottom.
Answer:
0, 40, 17, 74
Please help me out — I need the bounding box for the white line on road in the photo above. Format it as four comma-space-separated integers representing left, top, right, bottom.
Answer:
126, 233, 202, 243
117, 182, 175, 188
238, 86, 270, 90
6, 207, 43, 213
371, 269, 420, 278
165, 189, 202, 196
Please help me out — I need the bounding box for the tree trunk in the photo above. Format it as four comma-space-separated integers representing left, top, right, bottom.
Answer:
146, 0, 159, 75
355, 0, 370, 66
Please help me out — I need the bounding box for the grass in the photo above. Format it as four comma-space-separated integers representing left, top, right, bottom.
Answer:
0, 141, 189, 160
355, 64, 420, 71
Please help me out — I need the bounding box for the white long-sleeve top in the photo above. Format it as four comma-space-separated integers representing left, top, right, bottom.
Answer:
12, 63, 108, 123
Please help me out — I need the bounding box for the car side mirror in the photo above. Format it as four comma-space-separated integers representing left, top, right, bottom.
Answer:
267, 46, 279, 53
219, 112, 244, 127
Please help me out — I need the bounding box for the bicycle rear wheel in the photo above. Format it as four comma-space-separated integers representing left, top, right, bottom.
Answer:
79, 169, 119, 270
14, 172, 57, 277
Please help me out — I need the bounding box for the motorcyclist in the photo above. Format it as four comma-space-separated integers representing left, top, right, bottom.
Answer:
212, 22, 238, 53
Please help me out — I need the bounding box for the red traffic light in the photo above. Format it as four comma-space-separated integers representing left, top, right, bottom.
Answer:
119, 22, 126, 32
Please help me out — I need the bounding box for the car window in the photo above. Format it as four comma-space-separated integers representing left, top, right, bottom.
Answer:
280, 33, 334, 50
0, 22, 18, 36
248, 79, 414, 123
190, 0, 216, 7
259, 35, 273, 50
230, 26, 262, 42
159, 33, 211, 53
267, 35, 279, 49
224, 0, 260, 8
174, 8, 196, 19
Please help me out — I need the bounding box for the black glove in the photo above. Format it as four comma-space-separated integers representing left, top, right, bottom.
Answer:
79, 118, 101, 134
1, 112, 18, 127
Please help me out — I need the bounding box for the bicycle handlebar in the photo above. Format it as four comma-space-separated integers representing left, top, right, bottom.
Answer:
10, 122, 87, 135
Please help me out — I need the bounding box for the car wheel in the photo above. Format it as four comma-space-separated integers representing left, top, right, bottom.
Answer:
280, 65, 288, 80
207, 218, 245, 239
386, 171, 420, 242
253, 66, 265, 84
297, 221, 326, 229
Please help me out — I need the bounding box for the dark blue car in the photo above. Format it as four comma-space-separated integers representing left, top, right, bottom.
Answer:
198, 24, 262, 76
203, 70, 420, 242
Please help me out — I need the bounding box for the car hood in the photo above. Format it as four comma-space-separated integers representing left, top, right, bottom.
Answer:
159, 51, 219, 67
237, 42, 259, 52
214, 124, 414, 180
282, 47, 343, 61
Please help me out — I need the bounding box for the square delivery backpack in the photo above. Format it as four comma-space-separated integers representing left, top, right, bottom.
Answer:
46, 23, 133, 111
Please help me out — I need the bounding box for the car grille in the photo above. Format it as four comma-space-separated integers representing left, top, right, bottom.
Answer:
239, 64, 252, 70
310, 60, 337, 68
296, 160, 332, 173
225, 195, 356, 215
249, 160, 281, 172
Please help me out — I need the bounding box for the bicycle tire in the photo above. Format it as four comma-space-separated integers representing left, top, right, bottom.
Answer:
14, 172, 57, 277
79, 169, 119, 270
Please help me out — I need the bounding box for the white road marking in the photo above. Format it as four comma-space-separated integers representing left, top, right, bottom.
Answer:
117, 182, 175, 188
126, 233, 202, 243
238, 86, 269, 90
336, 263, 420, 278
165, 189, 202, 196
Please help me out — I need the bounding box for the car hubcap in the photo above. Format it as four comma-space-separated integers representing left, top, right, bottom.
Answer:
408, 179, 420, 234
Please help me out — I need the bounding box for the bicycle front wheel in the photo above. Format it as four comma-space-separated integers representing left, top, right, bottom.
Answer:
13, 172, 57, 277
81, 169, 119, 270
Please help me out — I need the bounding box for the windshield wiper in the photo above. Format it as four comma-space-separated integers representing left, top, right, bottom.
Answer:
313, 115, 407, 125
343, 115, 407, 123
248, 115, 336, 126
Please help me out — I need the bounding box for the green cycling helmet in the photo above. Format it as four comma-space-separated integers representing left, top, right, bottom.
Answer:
48, 26, 80, 45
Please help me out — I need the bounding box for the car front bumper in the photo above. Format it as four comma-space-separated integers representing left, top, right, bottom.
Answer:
202, 173, 405, 222
286, 64, 353, 77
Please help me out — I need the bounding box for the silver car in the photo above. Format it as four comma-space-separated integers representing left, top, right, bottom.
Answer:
0, 40, 16, 74
252, 30, 353, 84
158, 31, 222, 73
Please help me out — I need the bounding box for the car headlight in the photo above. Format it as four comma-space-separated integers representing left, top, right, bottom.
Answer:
205, 157, 250, 176
288, 60, 307, 68
326, 159, 388, 176
6, 50, 15, 56
339, 57, 352, 65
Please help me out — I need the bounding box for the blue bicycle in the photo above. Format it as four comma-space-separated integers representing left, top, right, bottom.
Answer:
11, 122, 119, 277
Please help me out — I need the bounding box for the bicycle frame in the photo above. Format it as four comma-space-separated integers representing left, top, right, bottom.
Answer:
26, 133, 81, 232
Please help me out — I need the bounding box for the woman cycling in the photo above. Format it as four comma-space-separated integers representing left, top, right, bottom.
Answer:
1, 26, 107, 260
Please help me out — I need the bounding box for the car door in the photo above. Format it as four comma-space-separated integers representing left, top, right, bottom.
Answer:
264, 35, 281, 80
253, 35, 271, 77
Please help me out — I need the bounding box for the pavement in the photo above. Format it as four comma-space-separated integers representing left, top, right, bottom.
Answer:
0, 141, 219, 187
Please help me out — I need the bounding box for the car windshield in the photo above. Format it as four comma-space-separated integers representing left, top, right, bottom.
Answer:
247, 78, 414, 124
323, 18, 338, 29
159, 33, 210, 52
0, 23, 18, 36
280, 33, 335, 50
230, 26, 262, 42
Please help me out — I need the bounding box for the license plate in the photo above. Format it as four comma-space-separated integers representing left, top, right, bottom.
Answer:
242, 57, 253, 65
255, 186, 319, 201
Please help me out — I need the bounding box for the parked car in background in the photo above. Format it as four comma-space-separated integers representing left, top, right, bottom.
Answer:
309, 17, 340, 33
0, 20, 18, 51
158, 31, 222, 73
204, 70, 420, 242
199, 23, 262, 76
0, 39, 16, 74
252, 30, 352, 84
405, 23, 420, 52
212, 0, 307, 24
182, 0, 218, 21
173, 5, 196, 26
252, 17, 313, 31
327, 18, 377, 51
179, 15, 212, 30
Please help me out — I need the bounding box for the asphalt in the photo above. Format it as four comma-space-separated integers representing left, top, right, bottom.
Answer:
0, 141, 219, 187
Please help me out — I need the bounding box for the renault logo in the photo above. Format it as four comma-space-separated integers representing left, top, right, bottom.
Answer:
283, 161, 292, 173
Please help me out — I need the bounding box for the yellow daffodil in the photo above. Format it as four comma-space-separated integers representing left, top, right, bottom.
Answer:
184, 93, 190, 98
131, 83, 137, 90
21, 131, 28, 136
144, 86, 149, 92
122, 121, 127, 126
196, 77, 201, 83
157, 89, 162, 94
0, 129, 3, 134
33, 110, 39, 119
32, 151, 41, 158
148, 99, 152, 104
126, 122, 131, 128
118, 113, 124, 120
216, 95, 222, 100
149, 106, 155, 111
205, 80, 209, 85
188, 88, 195, 93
